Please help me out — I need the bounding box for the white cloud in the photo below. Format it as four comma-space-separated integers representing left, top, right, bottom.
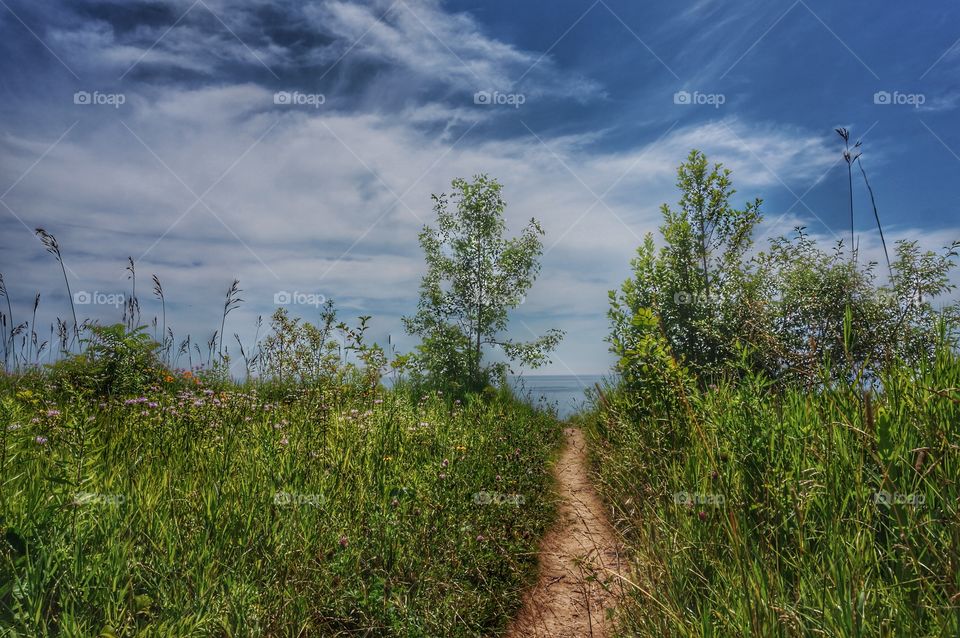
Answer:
0, 81, 883, 372
3, 0, 957, 374
308, 0, 600, 99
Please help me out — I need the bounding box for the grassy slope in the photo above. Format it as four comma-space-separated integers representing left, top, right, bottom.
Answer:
0, 377, 562, 637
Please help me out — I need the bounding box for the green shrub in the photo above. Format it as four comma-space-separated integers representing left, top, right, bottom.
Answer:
47, 324, 163, 397
609, 151, 960, 391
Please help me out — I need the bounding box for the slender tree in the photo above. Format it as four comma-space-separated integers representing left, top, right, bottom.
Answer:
404, 175, 563, 391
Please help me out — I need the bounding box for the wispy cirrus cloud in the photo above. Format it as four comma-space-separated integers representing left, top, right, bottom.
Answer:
0, 77, 877, 372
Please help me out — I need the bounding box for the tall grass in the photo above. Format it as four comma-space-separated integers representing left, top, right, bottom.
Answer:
0, 377, 560, 636
34, 229, 79, 351
0, 232, 565, 635
0, 275, 14, 372
586, 334, 960, 636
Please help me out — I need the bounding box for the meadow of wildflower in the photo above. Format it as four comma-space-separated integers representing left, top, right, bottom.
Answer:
0, 370, 561, 636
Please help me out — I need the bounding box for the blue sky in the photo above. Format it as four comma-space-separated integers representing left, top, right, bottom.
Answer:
1, 0, 959, 374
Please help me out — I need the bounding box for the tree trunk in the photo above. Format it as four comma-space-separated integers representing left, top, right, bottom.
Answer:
475, 230, 483, 387
698, 215, 710, 299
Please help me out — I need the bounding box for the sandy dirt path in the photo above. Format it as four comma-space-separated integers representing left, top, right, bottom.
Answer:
505, 427, 624, 637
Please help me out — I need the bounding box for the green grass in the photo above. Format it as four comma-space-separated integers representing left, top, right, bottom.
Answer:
585, 344, 960, 637
0, 375, 561, 636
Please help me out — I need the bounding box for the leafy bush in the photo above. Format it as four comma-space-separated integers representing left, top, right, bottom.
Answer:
47, 324, 163, 397
257, 304, 341, 385
588, 335, 960, 637
610, 151, 960, 395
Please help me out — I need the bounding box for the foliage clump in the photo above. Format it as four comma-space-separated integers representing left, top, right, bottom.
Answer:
404, 175, 563, 394
610, 149, 959, 393
47, 323, 163, 397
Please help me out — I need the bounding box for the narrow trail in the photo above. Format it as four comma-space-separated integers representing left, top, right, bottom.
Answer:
505, 427, 625, 637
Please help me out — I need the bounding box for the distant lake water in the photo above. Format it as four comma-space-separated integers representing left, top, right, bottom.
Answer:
508, 374, 610, 419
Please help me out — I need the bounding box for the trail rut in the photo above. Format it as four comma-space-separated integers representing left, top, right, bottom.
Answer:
505, 427, 624, 637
